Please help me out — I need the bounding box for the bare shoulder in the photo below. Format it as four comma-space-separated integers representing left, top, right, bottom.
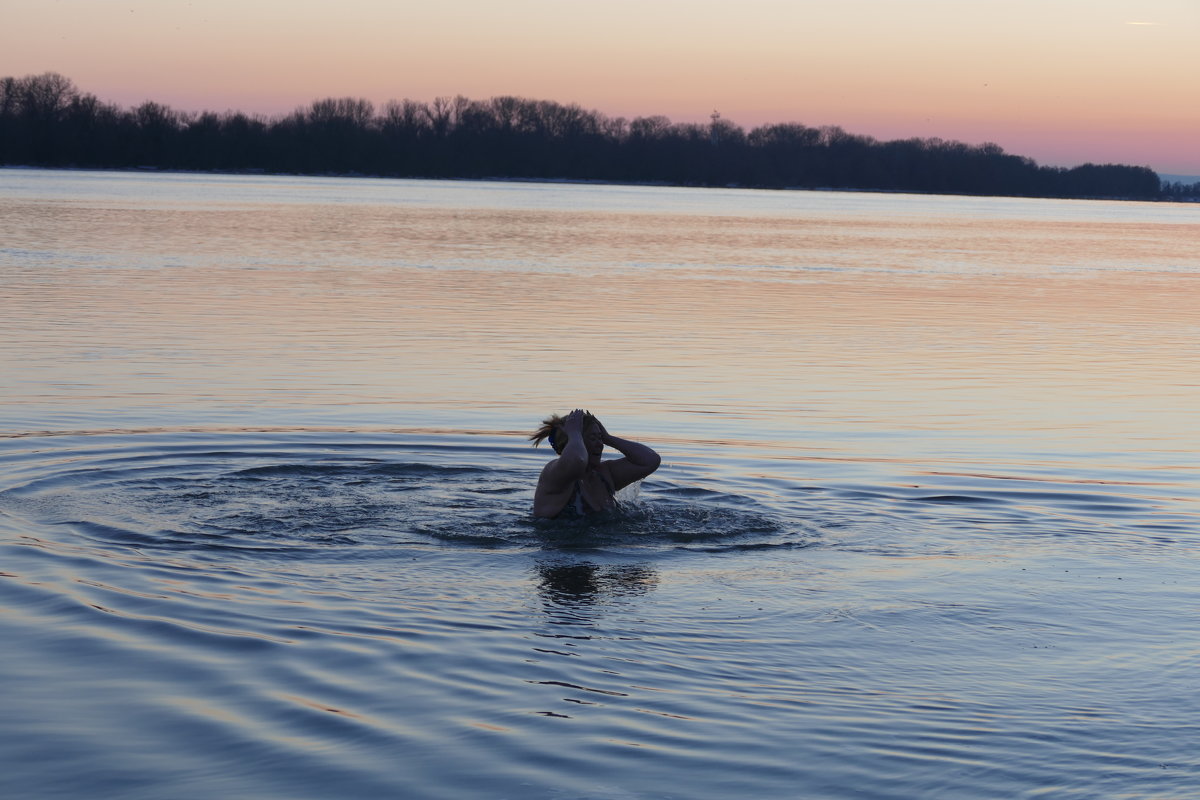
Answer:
536, 458, 567, 496
533, 462, 571, 518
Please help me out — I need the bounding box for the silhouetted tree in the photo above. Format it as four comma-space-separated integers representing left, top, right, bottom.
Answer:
0, 72, 1178, 202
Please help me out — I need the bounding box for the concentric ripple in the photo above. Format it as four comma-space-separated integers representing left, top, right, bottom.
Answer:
1, 428, 1198, 799
0, 429, 810, 560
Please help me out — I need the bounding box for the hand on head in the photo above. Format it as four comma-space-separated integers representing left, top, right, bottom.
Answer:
596, 418, 613, 445
564, 408, 587, 432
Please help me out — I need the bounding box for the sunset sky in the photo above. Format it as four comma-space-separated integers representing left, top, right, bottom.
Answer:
5, 0, 1198, 175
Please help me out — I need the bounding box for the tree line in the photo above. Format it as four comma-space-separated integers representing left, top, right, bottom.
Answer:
2, 72, 1194, 201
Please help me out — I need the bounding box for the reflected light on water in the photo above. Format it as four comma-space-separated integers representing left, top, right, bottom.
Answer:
9, 255, 1197, 461
2, 171, 1199, 800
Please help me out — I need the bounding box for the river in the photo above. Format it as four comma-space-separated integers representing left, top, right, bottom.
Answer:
1, 168, 1197, 798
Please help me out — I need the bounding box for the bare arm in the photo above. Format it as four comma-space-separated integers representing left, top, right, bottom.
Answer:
533, 409, 589, 516
599, 423, 661, 491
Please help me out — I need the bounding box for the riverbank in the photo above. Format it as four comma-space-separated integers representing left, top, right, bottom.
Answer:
4, 163, 1197, 203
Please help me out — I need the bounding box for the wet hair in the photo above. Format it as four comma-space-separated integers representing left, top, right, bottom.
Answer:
529, 412, 597, 454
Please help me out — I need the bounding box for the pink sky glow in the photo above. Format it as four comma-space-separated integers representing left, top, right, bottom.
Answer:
4, 0, 1198, 175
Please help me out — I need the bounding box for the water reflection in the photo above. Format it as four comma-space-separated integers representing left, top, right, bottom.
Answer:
4, 172, 1200, 800
4, 170, 1197, 466
535, 560, 658, 614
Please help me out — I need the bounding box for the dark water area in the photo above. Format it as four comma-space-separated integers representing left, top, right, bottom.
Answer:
2, 428, 1196, 799
2, 170, 1198, 798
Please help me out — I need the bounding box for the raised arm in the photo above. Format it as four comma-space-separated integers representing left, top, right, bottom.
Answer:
598, 420, 661, 491
533, 409, 589, 516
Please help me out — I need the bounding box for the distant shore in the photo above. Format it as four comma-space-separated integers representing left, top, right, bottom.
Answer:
5, 163, 1196, 204
6, 72, 1198, 203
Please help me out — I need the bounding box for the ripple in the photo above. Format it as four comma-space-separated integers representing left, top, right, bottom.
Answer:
0, 429, 808, 560
2, 427, 1198, 800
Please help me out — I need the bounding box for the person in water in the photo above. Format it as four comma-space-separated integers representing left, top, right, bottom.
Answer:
530, 409, 661, 518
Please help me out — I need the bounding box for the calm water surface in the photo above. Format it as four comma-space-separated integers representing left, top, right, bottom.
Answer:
1, 169, 1198, 799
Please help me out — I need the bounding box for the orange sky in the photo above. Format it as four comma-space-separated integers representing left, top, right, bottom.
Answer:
4, 0, 1198, 174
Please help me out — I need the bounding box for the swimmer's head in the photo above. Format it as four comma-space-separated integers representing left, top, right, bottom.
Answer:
530, 411, 598, 455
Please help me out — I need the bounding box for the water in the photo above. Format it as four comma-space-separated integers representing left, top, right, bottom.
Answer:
1, 168, 1198, 799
